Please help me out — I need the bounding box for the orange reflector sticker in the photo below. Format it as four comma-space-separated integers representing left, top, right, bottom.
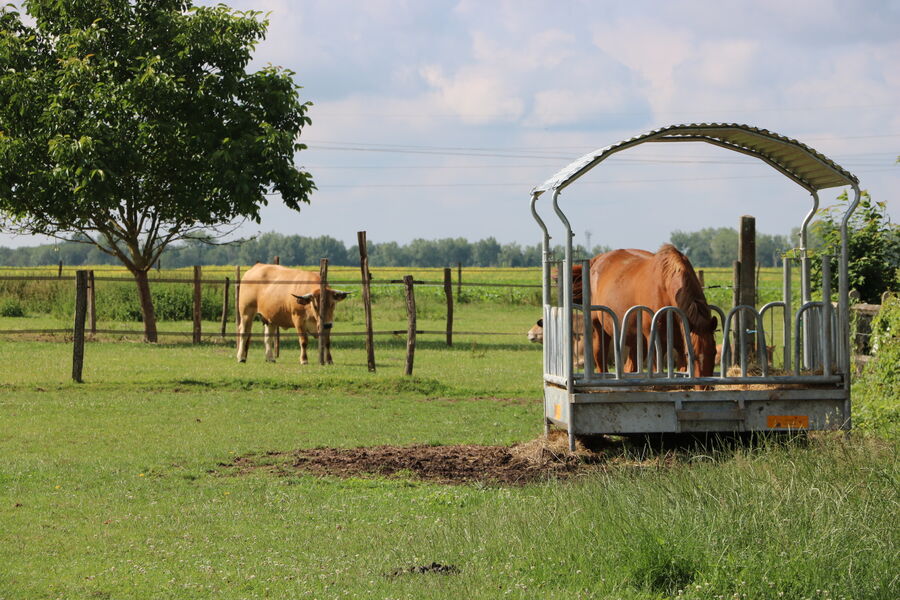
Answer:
767, 415, 809, 429
554, 404, 562, 420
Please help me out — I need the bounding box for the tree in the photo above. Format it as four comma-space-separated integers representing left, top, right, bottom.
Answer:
811, 191, 899, 304
0, 1, 314, 341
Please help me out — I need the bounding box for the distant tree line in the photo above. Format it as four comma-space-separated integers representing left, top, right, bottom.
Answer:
0, 233, 608, 269
1, 228, 800, 269
670, 228, 793, 268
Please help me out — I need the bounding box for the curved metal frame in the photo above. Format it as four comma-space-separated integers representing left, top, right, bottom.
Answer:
531, 123, 860, 390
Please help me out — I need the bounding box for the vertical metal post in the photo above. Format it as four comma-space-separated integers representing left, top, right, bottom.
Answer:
821, 256, 832, 377
782, 258, 792, 371
531, 192, 552, 381
192, 266, 202, 345
72, 270, 87, 383
800, 192, 819, 369
666, 311, 675, 377
581, 259, 593, 378
552, 188, 574, 394
838, 185, 861, 385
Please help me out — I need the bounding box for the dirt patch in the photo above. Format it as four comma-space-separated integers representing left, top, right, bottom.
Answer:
225, 431, 608, 485
388, 562, 459, 577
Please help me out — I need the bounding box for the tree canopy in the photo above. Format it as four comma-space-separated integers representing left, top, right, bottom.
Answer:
811, 191, 899, 304
0, 0, 314, 340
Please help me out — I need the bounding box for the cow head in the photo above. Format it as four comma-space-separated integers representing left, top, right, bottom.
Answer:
292, 289, 350, 330
527, 318, 543, 343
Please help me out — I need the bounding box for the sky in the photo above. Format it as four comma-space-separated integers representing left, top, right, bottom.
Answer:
2, 0, 898, 251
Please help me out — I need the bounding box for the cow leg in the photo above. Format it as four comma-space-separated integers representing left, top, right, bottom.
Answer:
263, 321, 276, 363
292, 317, 309, 365
324, 330, 334, 365
236, 310, 254, 363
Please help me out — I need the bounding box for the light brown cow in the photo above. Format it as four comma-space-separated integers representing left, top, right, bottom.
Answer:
236, 263, 349, 365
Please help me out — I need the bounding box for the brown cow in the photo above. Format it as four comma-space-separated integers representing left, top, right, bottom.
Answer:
527, 316, 586, 368
236, 263, 349, 365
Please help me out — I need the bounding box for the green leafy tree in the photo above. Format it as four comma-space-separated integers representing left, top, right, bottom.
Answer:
0, 1, 314, 341
811, 191, 899, 304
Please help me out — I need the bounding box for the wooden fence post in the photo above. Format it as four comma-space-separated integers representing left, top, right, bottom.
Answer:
193, 265, 202, 344
72, 270, 87, 383
457, 262, 462, 298
220, 277, 230, 341
698, 269, 705, 289
234, 266, 241, 329
58, 260, 63, 278
404, 275, 416, 376
739, 216, 756, 310
358, 231, 376, 372
443, 267, 453, 347
273, 256, 280, 358
87, 270, 96, 337
738, 215, 757, 356
318, 258, 329, 365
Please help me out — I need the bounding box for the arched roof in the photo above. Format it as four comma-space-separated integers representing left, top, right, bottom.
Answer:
532, 123, 859, 196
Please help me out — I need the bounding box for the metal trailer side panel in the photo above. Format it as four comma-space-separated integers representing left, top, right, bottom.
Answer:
544, 384, 848, 435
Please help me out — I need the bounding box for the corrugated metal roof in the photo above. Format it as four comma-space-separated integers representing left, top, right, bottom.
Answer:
532, 123, 859, 195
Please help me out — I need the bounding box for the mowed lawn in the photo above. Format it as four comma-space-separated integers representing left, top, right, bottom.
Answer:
0, 300, 897, 599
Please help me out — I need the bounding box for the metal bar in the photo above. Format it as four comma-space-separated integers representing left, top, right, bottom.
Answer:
552, 188, 575, 394
666, 311, 675, 377
581, 259, 594, 378
822, 255, 832, 377
545, 373, 843, 388
783, 258, 792, 371
839, 185, 861, 391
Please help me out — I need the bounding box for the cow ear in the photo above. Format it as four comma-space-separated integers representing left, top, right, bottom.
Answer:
332, 290, 350, 302
292, 293, 314, 305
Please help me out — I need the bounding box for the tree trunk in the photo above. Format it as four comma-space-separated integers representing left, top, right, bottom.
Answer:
133, 268, 158, 343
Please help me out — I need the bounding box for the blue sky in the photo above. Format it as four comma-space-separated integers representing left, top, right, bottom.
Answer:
3, 0, 898, 251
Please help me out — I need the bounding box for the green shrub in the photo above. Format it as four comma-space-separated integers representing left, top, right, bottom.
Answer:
854, 294, 900, 439
0, 296, 26, 317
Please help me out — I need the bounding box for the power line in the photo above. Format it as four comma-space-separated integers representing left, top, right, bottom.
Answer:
292, 167, 897, 190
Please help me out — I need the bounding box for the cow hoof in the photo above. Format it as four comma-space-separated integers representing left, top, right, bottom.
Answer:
238, 358, 246, 363
266, 358, 276, 363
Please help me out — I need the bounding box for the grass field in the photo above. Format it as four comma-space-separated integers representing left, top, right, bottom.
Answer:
0, 267, 897, 599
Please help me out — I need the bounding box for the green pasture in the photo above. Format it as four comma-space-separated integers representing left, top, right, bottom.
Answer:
1, 266, 897, 599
